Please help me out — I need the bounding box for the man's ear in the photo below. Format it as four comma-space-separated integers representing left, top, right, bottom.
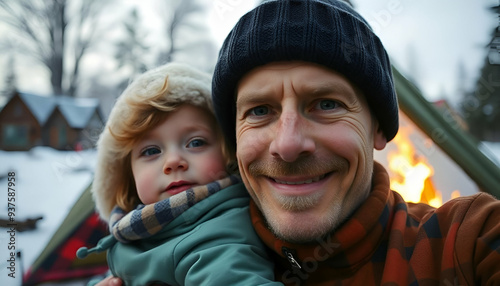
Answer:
373, 122, 387, 151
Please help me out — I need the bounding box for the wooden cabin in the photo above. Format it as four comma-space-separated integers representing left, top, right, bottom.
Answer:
0, 91, 104, 151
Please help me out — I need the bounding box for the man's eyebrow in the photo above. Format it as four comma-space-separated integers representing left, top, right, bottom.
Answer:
236, 89, 271, 107
303, 81, 356, 96
300, 81, 360, 104
235, 80, 361, 106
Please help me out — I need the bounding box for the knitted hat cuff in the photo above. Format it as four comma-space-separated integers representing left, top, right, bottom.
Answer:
212, 0, 398, 149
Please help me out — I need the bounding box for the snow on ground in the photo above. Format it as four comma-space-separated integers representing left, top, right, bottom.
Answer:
0, 147, 97, 285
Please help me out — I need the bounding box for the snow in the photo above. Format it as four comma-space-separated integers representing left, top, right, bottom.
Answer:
0, 147, 97, 285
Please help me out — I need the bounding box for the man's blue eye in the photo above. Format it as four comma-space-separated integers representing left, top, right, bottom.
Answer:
318, 100, 337, 110
141, 147, 161, 156
187, 139, 206, 148
250, 106, 269, 116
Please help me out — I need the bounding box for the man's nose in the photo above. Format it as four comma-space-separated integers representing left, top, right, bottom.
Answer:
269, 111, 315, 162
163, 152, 188, 174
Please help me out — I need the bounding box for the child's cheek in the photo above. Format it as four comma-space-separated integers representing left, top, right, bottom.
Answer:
134, 168, 156, 204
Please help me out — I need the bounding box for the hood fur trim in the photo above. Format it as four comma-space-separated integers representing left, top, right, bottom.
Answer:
92, 63, 212, 221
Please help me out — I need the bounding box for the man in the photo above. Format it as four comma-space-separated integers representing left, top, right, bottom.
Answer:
98, 0, 499, 285
211, 0, 500, 285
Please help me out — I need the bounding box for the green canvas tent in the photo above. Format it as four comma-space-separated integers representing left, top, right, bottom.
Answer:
23, 184, 108, 285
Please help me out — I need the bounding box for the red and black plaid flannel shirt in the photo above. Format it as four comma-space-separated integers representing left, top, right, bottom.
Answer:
251, 162, 500, 285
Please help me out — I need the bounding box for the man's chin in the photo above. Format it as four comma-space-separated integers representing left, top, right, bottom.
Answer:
273, 191, 323, 212
262, 208, 341, 244
269, 221, 335, 244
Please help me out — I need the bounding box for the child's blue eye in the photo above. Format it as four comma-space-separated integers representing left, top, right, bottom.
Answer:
141, 147, 161, 156
187, 139, 206, 148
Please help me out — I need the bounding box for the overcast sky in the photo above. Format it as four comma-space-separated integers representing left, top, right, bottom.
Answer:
353, 0, 498, 105
1, 0, 498, 108
208, 0, 499, 106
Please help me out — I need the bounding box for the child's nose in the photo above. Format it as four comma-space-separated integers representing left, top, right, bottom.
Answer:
163, 153, 188, 174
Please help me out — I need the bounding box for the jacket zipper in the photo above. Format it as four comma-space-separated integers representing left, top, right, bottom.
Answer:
282, 247, 302, 269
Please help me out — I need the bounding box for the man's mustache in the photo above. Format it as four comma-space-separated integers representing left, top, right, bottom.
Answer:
248, 156, 348, 178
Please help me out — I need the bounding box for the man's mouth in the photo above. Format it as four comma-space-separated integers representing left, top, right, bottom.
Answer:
272, 173, 328, 185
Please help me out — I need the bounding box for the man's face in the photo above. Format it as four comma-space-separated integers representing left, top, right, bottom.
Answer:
235, 61, 387, 243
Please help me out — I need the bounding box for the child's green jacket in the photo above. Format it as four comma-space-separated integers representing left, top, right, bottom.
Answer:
81, 181, 282, 286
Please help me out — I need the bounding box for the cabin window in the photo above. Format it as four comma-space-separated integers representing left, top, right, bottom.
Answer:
57, 126, 67, 147
3, 124, 29, 147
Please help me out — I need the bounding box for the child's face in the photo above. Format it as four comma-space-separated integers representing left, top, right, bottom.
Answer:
130, 105, 227, 205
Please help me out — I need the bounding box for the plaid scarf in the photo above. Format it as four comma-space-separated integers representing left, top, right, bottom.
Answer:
109, 175, 241, 243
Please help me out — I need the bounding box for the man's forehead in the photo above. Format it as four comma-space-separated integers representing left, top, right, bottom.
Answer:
239, 61, 320, 78
235, 61, 364, 102
253, 61, 308, 70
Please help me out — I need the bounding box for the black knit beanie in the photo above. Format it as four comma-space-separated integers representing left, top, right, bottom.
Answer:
212, 0, 399, 149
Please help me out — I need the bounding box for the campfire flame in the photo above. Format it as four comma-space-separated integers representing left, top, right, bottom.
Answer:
387, 125, 458, 208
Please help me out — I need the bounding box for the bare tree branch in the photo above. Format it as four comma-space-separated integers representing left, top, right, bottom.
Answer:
0, 0, 110, 96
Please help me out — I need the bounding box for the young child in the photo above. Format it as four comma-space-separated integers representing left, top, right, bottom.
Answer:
77, 63, 281, 286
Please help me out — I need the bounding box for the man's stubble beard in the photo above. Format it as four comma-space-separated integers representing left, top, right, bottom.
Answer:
248, 155, 351, 243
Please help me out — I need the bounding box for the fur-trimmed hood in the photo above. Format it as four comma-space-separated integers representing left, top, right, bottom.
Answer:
92, 63, 213, 221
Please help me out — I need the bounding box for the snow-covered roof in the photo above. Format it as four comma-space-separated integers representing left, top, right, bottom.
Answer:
18, 92, 100, 128
19, 92, 57, 125
57, 97, 100, 129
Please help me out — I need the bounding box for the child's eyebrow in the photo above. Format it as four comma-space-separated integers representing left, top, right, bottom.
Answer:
182, 123, 215, 133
